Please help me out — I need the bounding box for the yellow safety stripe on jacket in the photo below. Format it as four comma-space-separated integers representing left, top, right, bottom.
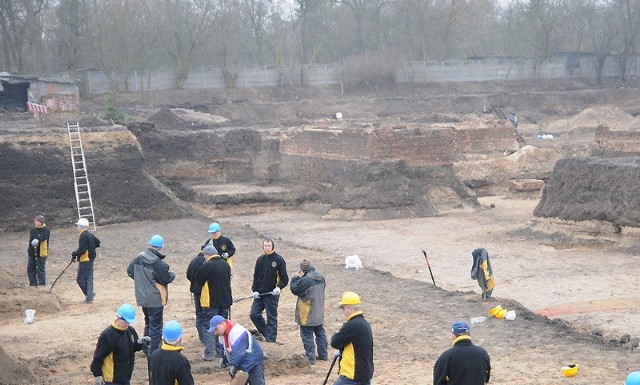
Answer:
201, 282, 210, 307
102, 352, 115, 382
40, 239, 48, 258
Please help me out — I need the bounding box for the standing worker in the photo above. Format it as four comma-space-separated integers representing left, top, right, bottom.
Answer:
127, 235, 176, 355
90, 303, 149, 385
290, 259, 328, 364
330, 291, 374, 385
433, 321, 491, 385
71, 217, 100, 303
209, 315, 265, 385
250, 238, 288, 343
470, 248, 495, 299
27, 214, 50, 287
195, 245, 232, 361
186, 249, 207, 344
202, 222, 236, 267
149, 320, 194, 385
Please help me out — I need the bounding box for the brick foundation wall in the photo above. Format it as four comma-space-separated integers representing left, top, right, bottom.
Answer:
279, 119, 518, 167
594, 126, 640, 156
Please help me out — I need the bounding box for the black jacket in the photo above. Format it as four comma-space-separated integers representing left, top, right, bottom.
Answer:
196, 255, 232, 308
90, 322, 144, 383
331, 312, 374, 382
28, 225, 50, 258
149, 343, 194, 385
73, 229, 100, 262
251, 251, 288, 293
433, 336, 491, 385
186, 252, 206, 294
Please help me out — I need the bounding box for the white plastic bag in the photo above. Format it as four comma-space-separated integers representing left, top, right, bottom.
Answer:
24, 309, 36, 324
344, 255, 363, 270
505, 310, 516, 321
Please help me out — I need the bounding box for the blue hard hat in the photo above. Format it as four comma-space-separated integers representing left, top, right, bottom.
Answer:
208, 223, 221, 233
149, 234, 164, 248
163, 320, 182, 342
626, 371, 640, 385
116, 303, 136, 324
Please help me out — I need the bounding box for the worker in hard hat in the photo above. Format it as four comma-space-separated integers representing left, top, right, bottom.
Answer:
149, 320, 194, 385
433, 321, 491, 385
27, 214, 50, 286
195, 245, 232, 362
470, 248, 495, 299
201, 222, 236, 267
330, 291, 374, 385
90, 303, 149, 385
71, 217, 100, 303
250, 238, 289, 343
127, 234, 176, 356
209, 315, 265, 385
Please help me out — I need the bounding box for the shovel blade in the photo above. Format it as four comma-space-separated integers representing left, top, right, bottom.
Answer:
230, 370, 249, 385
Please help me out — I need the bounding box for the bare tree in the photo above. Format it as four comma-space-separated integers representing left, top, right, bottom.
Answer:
22, 0, 48, 73
54, 0, 81, 79
158, 0, 217, 89
0, 1, 27, 71
610, 0, 640, 81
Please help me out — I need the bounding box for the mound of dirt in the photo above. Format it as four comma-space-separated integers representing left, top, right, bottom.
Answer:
0, 344, 36, 385
545, 106, 633, 133
147, 107, 187, 130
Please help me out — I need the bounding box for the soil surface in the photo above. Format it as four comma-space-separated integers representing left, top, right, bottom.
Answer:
1, 80, 640, 384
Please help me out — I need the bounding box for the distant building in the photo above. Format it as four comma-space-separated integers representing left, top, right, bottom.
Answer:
0, 72, 79, 112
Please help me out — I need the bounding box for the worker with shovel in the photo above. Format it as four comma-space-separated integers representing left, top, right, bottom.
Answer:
209, 315, 265, 385
330, 291, 374, 385
71, 217, 100, 303
90, 303, 149, 385
433, 321, 491, 385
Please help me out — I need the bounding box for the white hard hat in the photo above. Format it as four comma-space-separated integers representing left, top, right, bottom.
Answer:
75, 218, 90, 227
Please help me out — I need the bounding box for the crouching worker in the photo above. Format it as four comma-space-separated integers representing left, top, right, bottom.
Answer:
209, 315, 265, 385
149, 320, 194, 385
90, 303, 149, 385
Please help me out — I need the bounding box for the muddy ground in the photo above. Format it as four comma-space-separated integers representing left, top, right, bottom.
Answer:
1, 80, 640, 384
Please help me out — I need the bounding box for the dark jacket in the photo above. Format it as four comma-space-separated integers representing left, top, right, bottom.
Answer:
201, 235, 236, 259
251, 251, 288, 293
196, 254, 232, 308
127, 248, 175, 307
186, 252, 206, 294
28, 224, 50, 258
73, 229, 100, 262
290, 268, 326, 326
90, 322, 144, 383
149, 343, 194, 385
331, 312, 374, 382
433, 336, 491, 385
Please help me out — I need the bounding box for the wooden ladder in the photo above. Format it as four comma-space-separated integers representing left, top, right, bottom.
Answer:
67, 121, 96, 230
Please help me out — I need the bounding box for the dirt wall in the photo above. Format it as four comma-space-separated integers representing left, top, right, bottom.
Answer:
594, 126, 640, 157
534, 157, 640, 227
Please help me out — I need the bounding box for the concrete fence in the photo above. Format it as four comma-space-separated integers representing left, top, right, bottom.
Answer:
82, 54, 640, 95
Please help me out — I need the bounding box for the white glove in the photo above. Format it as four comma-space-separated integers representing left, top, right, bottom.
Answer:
31, 239, 39, 247
334, 350, 341, 358
137, 336, 151, 346
272, 287, 281, 296
221, 252, 229, 259
94, 376, 105, 385
252, 291, 260, 299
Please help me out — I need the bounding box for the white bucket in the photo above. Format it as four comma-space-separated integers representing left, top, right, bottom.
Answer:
24, 309, 36, 324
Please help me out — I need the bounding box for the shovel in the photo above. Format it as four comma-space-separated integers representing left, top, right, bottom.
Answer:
322, 355, 339, 385
230, 370, 249, 385
48, 260, 74, 293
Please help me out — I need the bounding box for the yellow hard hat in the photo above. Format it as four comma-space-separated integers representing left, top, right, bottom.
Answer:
561, 364, 579, 377
339, 291, 361, 306
488, 305, 503, 317
495, 308, 508, 319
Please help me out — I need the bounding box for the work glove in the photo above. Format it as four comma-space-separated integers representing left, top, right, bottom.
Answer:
94, 376, 105, 385
252, 291, 260, 299
334, 350, 341, 358
228, 365, 237, 378
31, 239, 39, 247
272, 287, 281, 296
137, 336, 151, 346
221, 252, 229, 259
70, 253, 77, 263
